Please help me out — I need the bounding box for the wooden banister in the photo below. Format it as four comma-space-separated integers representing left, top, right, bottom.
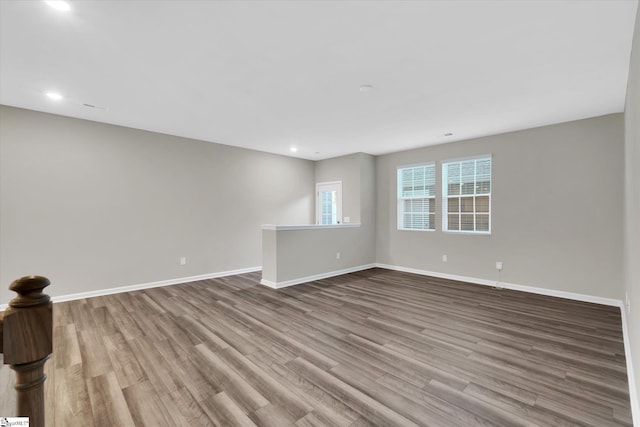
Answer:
1, 276, 52, 427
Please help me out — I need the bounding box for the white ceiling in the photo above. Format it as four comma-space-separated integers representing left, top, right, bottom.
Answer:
0, 1, 637, 160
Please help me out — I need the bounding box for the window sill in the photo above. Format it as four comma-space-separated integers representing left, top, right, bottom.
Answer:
443, 230, 491, 235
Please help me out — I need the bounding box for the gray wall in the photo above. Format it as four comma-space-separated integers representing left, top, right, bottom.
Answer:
315, 152, 376, 261
268, 226, 373, 283
261, 229, 278, 283
360, 152, 377, 257
0, 106, 315, 303
624, 3, 640, 417
376, 114, 625, 300
260, 153, 376, 286
315, 154, 362, 224
315, 153, 376, 260
265, 153, 376, 284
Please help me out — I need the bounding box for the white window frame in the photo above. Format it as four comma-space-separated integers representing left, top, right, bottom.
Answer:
397, 162, 436, 231
316, 181, 343, 225
442, 155, 492, 234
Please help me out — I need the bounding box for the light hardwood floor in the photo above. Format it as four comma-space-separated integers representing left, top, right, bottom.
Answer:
0, 268, 634, 426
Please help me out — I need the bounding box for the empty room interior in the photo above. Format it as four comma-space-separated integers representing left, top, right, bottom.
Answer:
1, 1, 640, 426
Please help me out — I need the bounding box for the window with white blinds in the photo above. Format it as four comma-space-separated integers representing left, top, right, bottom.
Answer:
397, 163, 436, 230
442, 156, 491, 233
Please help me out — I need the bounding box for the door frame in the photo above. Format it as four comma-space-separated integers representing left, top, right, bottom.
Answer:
315, 181, 343, 225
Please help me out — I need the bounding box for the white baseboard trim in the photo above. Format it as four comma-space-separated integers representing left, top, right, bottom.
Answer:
2, 262, 636, 426
376, 262, 638, 425
620, 304, 640, 427
260, 263, 376, 289
0, 266, 262, 310
375, 263, 622, 307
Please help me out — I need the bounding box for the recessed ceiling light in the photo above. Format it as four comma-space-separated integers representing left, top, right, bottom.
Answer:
444, 132, 454, 136
44, 1, 71, 11
290, 147, 298, 153
45, 92, 63, 101
359, 84, 374, 92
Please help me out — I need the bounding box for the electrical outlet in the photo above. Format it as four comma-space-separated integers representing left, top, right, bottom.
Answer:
336, 252, 341, 260
180, 257, 187, 265
442, 254, 447, 262
496, 261, 503, 271
625, 292, 631, 315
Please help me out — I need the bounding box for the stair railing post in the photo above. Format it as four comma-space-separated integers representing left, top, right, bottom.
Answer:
2, 276, 53, 427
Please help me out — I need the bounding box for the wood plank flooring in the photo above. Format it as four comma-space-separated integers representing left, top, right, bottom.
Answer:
0, 268, 633, 426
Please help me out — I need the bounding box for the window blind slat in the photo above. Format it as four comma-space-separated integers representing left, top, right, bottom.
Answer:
442, 156, 491, 233
398, 164, 435, 230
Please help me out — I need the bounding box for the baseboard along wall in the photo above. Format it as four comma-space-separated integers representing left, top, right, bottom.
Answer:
375, 262, 637, 426
374, 263, 621, 306
0, 266, 262, 311
259, 263, 377, 289
1, 262, 635, 425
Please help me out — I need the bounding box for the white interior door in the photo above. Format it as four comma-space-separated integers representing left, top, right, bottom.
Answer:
316, 181, 343, 225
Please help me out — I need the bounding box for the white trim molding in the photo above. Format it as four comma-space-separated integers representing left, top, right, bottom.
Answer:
2, 262, 636, 426
620, 303, 640, 427
260, 263, 376, 289
375, 263, 621, 306
375, 262, 637, 426
0, 266, 261, 310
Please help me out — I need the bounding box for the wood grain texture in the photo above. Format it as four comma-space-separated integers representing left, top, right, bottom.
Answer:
2, 275, 53, 427
0, 268, 633, 426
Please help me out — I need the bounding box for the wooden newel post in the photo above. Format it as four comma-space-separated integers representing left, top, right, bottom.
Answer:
2, 276, 52, 427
